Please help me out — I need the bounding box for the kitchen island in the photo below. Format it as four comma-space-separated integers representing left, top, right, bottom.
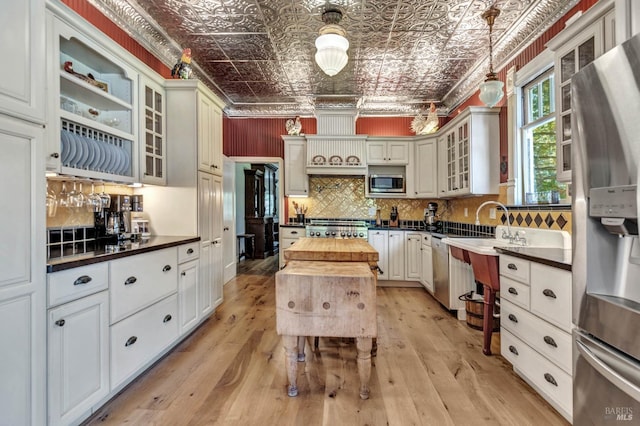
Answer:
277, 237, 379, 399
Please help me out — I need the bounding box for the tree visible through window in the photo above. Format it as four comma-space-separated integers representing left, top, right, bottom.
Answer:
522, 70, 567, 203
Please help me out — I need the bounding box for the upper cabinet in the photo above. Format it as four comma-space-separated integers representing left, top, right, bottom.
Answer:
547, 0, 615, 182
414, 136, 437, 198
45, 8, 138, 182
139, 73, 166, 185
0, 0, 45, 124
283, 136, 309, 197
366, 138, 409, 165
437, 106, 499, 197
196, 87, 223, 175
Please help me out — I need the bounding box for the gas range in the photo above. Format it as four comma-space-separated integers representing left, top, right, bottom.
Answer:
305, 219, 368, 239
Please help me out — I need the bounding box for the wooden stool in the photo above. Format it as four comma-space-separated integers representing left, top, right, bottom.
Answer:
236, 233, 255, 261
467, 252, 500, 356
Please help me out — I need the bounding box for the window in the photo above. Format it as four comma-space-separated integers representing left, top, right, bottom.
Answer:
521, 69, 567, 204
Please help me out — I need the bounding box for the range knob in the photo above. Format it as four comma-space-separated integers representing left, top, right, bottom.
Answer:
325, 231, 330, 236
346, 232, 352, 237
331, 231, 336, 237
358, 232, 364, 237
340, 232, 346, 237
314, 232, 321, 237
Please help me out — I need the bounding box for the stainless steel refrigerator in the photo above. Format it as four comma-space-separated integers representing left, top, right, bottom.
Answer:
572, 33, 640, 424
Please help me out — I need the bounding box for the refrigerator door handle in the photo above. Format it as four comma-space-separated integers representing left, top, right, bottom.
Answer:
576, 339, 640, 401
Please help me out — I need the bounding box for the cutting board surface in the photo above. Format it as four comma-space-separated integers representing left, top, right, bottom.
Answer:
283, 237, 379, 262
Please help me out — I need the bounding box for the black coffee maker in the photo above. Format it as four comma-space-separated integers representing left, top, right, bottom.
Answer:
95, 194, 143, 241
425, 202, 438, 231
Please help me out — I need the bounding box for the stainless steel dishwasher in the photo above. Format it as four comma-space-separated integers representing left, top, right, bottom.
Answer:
431, 235, 451, 308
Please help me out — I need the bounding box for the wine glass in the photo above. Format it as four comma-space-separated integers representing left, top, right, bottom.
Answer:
46, 181, 58, 217
86, 182, 102, 212
99, 183, 111, 209
74, 182, 87, 210
58, 182, 70, 208
67, 181, 80, 209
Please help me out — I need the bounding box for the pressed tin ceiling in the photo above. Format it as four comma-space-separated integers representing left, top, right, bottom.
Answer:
88, 0, 578, 117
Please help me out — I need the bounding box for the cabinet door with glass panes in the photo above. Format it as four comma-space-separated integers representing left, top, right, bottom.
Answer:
440, 119, 469, 196
554, 23, 603, 182
139, 74, 166, 185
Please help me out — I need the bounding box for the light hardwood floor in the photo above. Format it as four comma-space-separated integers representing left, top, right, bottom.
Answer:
86, 256, 569, 426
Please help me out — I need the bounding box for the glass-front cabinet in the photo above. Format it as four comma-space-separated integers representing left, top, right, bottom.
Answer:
548, 1, 615, 182
46, 10, 137, 183
139, 75, 166, 185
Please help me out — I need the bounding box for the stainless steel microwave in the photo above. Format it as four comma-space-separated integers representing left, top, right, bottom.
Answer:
369, 174, 405, 193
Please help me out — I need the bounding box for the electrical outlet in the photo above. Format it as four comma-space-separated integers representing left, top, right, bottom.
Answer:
489, 208, 497, 219
368, 207, 377, 216
464, 207, 468, 217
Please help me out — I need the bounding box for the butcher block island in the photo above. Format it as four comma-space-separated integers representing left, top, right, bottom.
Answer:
277, 237, 379, 399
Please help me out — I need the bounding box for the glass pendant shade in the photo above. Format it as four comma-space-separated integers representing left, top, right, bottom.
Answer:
479, 79, 504, 107
315, 33, 349, 76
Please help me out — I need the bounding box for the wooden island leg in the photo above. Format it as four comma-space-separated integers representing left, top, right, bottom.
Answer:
283, 335, 299, 396
356, 337, 373, 400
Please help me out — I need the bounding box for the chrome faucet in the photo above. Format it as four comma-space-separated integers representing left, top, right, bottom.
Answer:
475, 201, 515, 242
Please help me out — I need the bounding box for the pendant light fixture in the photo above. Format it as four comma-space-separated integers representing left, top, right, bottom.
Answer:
478, 6, 504, 108
315, 8, 349, 76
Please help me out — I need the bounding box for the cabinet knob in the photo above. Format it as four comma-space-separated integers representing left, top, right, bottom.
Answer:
542, 289, 557, 299
163, 314, 172, 323
508, 263, 518, 270
507, 287, 518, 295
187, 248, 194, 254
124, 276, 137, 285
544, 373, 558, 387
508, 345, 518, 355
181, 271, 186, 276
543, 336, 558, 348
74, 275, 92, 286
224, 227, 229, 231
162, 265, 172, 272
51, 152, 60, 158
125, 336, 138, 347
55, 319, 65, 327
508, 314, 518, 323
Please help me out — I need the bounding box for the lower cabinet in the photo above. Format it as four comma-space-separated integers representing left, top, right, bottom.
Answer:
110, 294, 179, 390
405, 232, 422, 280
47, 291, 109, 426
419, 233, 433, 293
368, 230, 389, 281
178, 259, 199, 335
388, 230, 405, 281
279, 226, 304, 268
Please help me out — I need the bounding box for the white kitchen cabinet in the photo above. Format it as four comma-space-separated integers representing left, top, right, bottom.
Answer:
197, 86, 223, 174
367, 230, 389, 281
109, 247, 178, 324
212, 174, 224, 309
0, 113, 46, 426
366, 138, 409, 165
414, 136, 438, 198
178, 259, 199, 336
139, 73, 166, 185
499, 253, 573, 422
547, 0, 614, 182
283, 136, 309, 196
279, 226, 304, 268
110, 293, 178, 390
437, 107, 499, 197
198, 172, 224, 315
419, 233, 433, 293
388, 230, 405, 281
0, 0, 45, 124
47, 291, 109, 426
45, 8, 137, 181
405, 232, 422, 281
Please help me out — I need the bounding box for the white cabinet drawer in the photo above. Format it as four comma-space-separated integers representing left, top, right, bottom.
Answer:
500, 275, 530, 310
280, 227, 304, 239
499, 255, 530, 283
48, 262, 109, 308
501, 329, 572, 418
530, 263, 572, 333
281, 238, 298, 250
110, 294, 178, 390
110, 248, 178, 324
501, 300, 572, 373
178, 242, 199, 264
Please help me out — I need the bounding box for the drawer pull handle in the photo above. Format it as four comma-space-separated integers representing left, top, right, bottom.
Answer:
162, 265, 172, 272
163, 314, 172, 323
125, 336, 138, 347
74, 275, 92, 286
508, 287, 518, 295
508, 263, 518, 270
544, 336, 558, 348
55, 319, 65, 327
124, 276, 137, 285
291, 231, 298, 234
187, 248, 194, 254
544, 373, 558, 387
51, 152, 60, 158
508, 345, 518, 355
181, 271, 186, 276
542, 289, 557, 299
508, 314, 518, 323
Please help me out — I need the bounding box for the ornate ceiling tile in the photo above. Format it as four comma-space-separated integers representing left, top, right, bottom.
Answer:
89, 0, 579, 116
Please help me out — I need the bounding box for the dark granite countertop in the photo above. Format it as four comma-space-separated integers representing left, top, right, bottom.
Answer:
495, 246, 572, 271
280, 223, 305, 228
47, 235, 200, 273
